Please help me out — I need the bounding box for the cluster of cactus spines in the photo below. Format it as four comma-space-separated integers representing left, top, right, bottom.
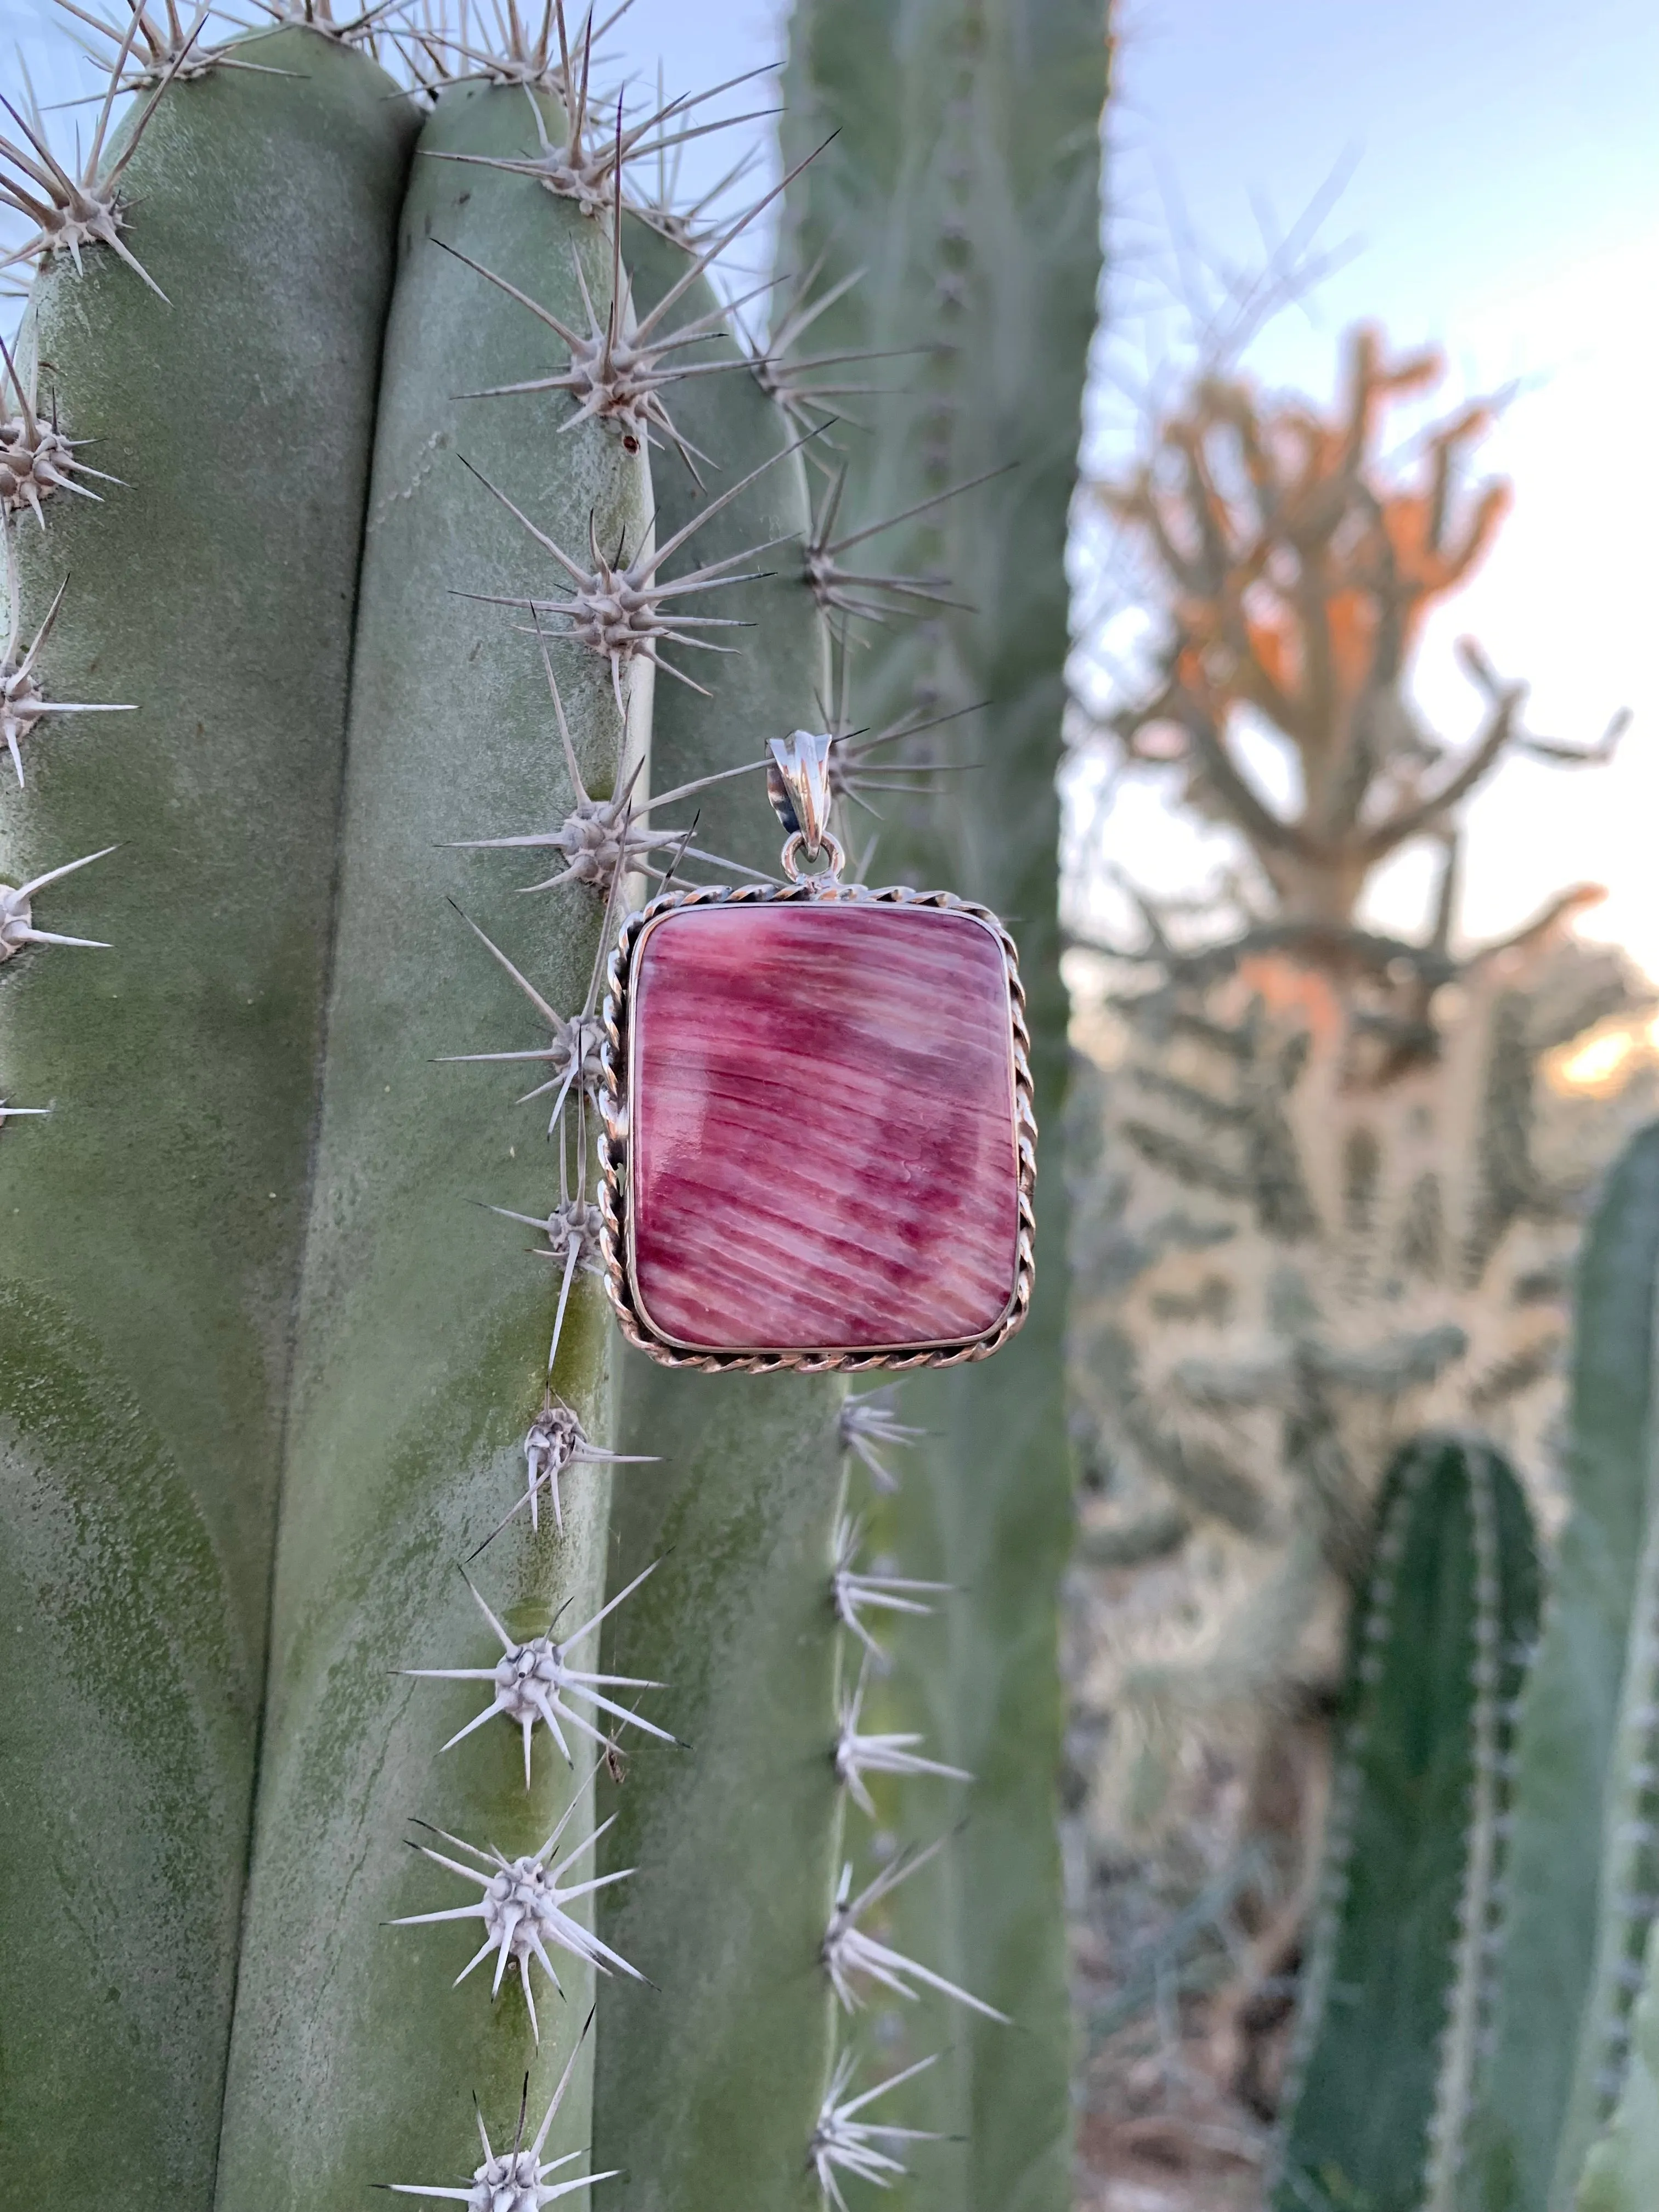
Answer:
835, 1658, 975, 1813
1, 566, 134, 783
831, 1509, 951, 1664
0, 2, 1095, 2202
385, 2018, 611, 2207
0, 10, 185, 293
824, 1841, 1012, 2022
1268, 1435, 1539, 2212
391, 1804, 647, 2040
402, 1561, 675, 1780
1, 330, 122, 520
778, 0, 1108, 2197
839, 1385, 926, 1492
810, 2050, 946, 2212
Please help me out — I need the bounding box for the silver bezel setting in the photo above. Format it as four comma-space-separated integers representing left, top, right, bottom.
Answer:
597, 877, 1037, 1373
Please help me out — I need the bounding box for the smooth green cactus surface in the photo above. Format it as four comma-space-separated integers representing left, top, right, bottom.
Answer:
0, 36, 414, 2204
1270, 1436, 1540, 2212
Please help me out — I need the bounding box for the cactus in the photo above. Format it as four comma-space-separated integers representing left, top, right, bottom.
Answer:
210, 74, 656, 2203
1064, 318, 1651, 2186
1071, 934, 1646, 1840
0, 32, 414, 2201
1466, 1120, 1659, 2212
1268, 1435, 1541, 2212
1577, 1925, 1659, 2212
0, 4, 1101, 2205
1254, 1120, 1659, 2212
776, 0, 1110, 2202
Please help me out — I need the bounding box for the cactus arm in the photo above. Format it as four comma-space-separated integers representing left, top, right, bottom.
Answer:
584, 212, 848, 2210
0, 37, 413, 2207
778, 0, 1108, 2200
1471, 1122, 1659, 2212
1270, 1437, 1539, 2212
211, 80, 651, 2208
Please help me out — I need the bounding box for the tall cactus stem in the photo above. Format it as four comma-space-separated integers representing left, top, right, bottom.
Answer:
0, 32, 415, 2205
1549, 1452, 1659, 2202
211, 73, 650, 2205
1269, 1437, 1539, 2212
1472, 1122, 1659, 2212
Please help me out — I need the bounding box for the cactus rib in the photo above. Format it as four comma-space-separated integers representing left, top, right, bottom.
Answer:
0, 33, 415, 2204
1269, 1437, 1540, 2212
1471, 1122, 1659, 2212
211, 75, 650, 2204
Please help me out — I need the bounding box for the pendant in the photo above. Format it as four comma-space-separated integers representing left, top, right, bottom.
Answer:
597, 732, 1036, 1371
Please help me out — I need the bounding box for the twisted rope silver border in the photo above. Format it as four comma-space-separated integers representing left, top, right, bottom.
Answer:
597, 878, 1037, 1373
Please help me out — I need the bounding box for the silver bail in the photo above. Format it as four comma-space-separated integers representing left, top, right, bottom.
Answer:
766, 730, 835, 860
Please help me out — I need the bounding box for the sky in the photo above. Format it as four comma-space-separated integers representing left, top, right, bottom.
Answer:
1075, 0, 1659, 977
9, 0, 1659, 970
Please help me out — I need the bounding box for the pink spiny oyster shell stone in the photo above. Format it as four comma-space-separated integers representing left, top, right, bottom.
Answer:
627, 901, 1023, 1352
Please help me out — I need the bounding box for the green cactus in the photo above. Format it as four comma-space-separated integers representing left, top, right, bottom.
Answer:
1469, 1120, 1659, 2211
1, 4, 1099, 2205
1257, 1120, 1659, 2212
1269, 1435, 1541, 2212
210, 75, 656, 2204
0, 32, 414, 2202
1577, 1920, 1659, 2212
776, 0, 1110, 2202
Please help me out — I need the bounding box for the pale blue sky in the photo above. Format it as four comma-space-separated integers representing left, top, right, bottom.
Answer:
9, 0, 1658, 966
1079, 0, 1659, 972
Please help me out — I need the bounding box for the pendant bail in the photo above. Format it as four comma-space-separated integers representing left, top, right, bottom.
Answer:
767, 730, 836, 861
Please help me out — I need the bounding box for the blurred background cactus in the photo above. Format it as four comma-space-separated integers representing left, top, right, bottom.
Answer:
1061, 321, 1654, 2198
1262, 1122, 1659, 2212
0, 2, 1108, 2208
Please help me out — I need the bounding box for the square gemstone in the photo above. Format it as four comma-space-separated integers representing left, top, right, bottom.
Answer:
626, 900, 1024, 1353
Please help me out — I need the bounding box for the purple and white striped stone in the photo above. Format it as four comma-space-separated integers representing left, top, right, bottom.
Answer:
627, 901, 1022, 1352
